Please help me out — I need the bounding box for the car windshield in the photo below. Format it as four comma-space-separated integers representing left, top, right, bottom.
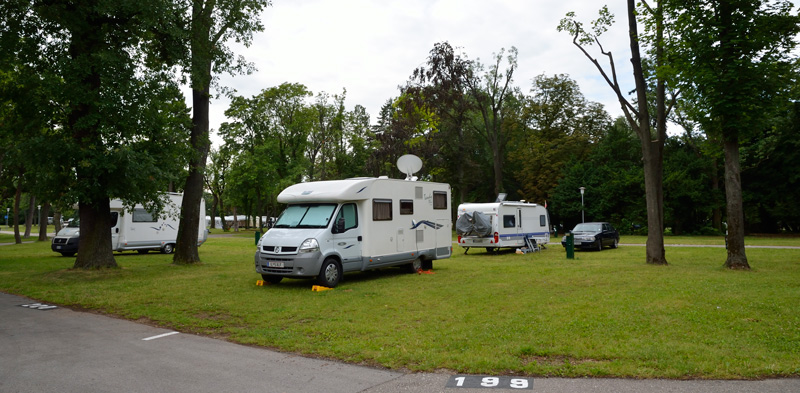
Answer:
273, 204, 337, 229
573, 223, 602, 232
67, 219, 80, 228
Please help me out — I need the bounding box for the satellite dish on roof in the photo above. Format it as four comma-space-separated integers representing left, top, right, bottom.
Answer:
397, 154, 423, 181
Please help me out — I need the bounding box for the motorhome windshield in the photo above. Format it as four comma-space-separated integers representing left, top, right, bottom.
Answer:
274, 204, 337, 229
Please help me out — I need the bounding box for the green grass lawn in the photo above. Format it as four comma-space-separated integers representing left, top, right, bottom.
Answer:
1, 235, 799, 379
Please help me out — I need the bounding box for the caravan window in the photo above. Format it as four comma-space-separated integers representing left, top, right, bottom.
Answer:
433, 191, 447, 209
400, 200, 414, 215
373, 199, 392, 221
133, 208, 157, 222
274, 204, 337, 229
540, 214, 547, 227
503, 215, 516, 228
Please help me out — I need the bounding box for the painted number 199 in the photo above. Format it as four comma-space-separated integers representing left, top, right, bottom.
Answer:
452, 376, 530, 389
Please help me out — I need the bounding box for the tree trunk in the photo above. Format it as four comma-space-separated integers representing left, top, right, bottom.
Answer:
173, 87, 210, 264
232, 206, 239, 232
641, 140, 667, 265
73, 198, 118, 269
722, 138, 750, 269
24, 194, 35, 238
38, 202, 50, 241
209, 193, 218, 229
13, 180, 22, 244
627, 0, 667, 265
219, 197, 227, 231
54, 210, 63, 234
174, 2, 213, 265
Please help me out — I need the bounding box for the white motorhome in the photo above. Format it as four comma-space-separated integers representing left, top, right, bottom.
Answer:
254, 177, 452, 287
51, 193, 207, 256
456, 201, 550, 253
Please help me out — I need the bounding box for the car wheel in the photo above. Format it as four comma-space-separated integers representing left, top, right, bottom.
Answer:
161, 244, 174, 254
261, 274, 283, 284
406, 257, 422, 273
596, 239, 603, 251
611, 238, 618, 249
317, 258, 342, 288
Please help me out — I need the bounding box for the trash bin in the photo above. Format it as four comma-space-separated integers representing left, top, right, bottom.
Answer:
255, 231, 261, 246
565, 231, 574, 259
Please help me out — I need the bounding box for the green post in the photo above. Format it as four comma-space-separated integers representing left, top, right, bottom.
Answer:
566, 231, 574, 259
255, 231, 261, 246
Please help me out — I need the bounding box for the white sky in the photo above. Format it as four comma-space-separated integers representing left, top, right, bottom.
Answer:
200, 0, 636, 144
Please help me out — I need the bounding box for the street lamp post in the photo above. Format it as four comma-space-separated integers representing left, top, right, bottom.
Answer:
579, 187, 586, 223
6, 207, 9, 227
37, 205, 41, 227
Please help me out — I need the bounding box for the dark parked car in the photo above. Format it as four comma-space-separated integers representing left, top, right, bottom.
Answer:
561, 222, 620, 251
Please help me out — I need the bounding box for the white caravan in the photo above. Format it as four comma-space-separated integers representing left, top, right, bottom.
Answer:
254, 177, 452, 287
51, 193, 207, 256
456, 201, 550, 253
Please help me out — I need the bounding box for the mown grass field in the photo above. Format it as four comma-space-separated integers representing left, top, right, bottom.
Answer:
1, 232, 799, 379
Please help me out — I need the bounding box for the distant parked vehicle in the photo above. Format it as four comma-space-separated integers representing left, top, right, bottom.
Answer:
561, 222, 619, 251
51, 193, 207, 257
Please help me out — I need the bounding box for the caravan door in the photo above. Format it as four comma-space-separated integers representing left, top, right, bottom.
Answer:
332, 203, 362, 272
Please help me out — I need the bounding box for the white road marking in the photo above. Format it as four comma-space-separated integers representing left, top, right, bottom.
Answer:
142, 331, 179, 341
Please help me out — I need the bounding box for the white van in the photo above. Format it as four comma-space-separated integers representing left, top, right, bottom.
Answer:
456, 201, 550, 253
254, 177, 452, 287
51, 193, 207, 256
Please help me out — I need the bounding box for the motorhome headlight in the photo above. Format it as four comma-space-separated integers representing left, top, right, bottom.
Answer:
299, 238, 319, 253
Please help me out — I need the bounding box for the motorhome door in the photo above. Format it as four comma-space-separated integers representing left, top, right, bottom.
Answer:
332, 203, 362, 271
110, 212, 120, 250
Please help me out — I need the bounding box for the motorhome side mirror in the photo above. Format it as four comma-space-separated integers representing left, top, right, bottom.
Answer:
334, 217, 345, 234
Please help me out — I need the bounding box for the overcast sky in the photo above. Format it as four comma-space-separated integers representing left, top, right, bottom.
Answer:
199, 0, 637, 144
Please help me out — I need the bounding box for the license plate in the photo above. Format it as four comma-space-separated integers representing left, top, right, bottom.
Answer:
56, 246, 62, 249
268, 262, 284, 268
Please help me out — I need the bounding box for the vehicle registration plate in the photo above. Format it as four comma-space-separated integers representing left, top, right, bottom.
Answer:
56, 246, 62, 249
268, 262, 284, 268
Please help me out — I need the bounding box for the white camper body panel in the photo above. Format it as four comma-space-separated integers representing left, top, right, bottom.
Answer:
109, 192, 207, 252
456, 201, 550, 250
256, 177, 452, 284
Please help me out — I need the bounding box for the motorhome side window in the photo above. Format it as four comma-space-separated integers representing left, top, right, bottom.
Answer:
373, 199, 392, 221
334, 203, 358, 232
110, 212, 119, 227
433, 191, 447, 209
133, 208, 157, 222
399, 200, 413, 215
503, 215, 516, 228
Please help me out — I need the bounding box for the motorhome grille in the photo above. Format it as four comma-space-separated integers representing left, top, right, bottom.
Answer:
262, 246, 298, 253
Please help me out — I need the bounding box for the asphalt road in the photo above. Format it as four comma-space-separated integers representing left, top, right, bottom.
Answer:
2, 292, 798, 393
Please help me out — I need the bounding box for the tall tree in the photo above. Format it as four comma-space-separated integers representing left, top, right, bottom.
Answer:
1, 0, 191, 268
173, 0, 271, 265
664, 0, 800, 269
464, 47, 519, 197
559, 2, 674, 265
510, 74, 610, 204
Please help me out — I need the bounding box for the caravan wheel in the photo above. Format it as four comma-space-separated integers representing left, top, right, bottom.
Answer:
317, 258, 342, 288
406, 258, 422, 273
